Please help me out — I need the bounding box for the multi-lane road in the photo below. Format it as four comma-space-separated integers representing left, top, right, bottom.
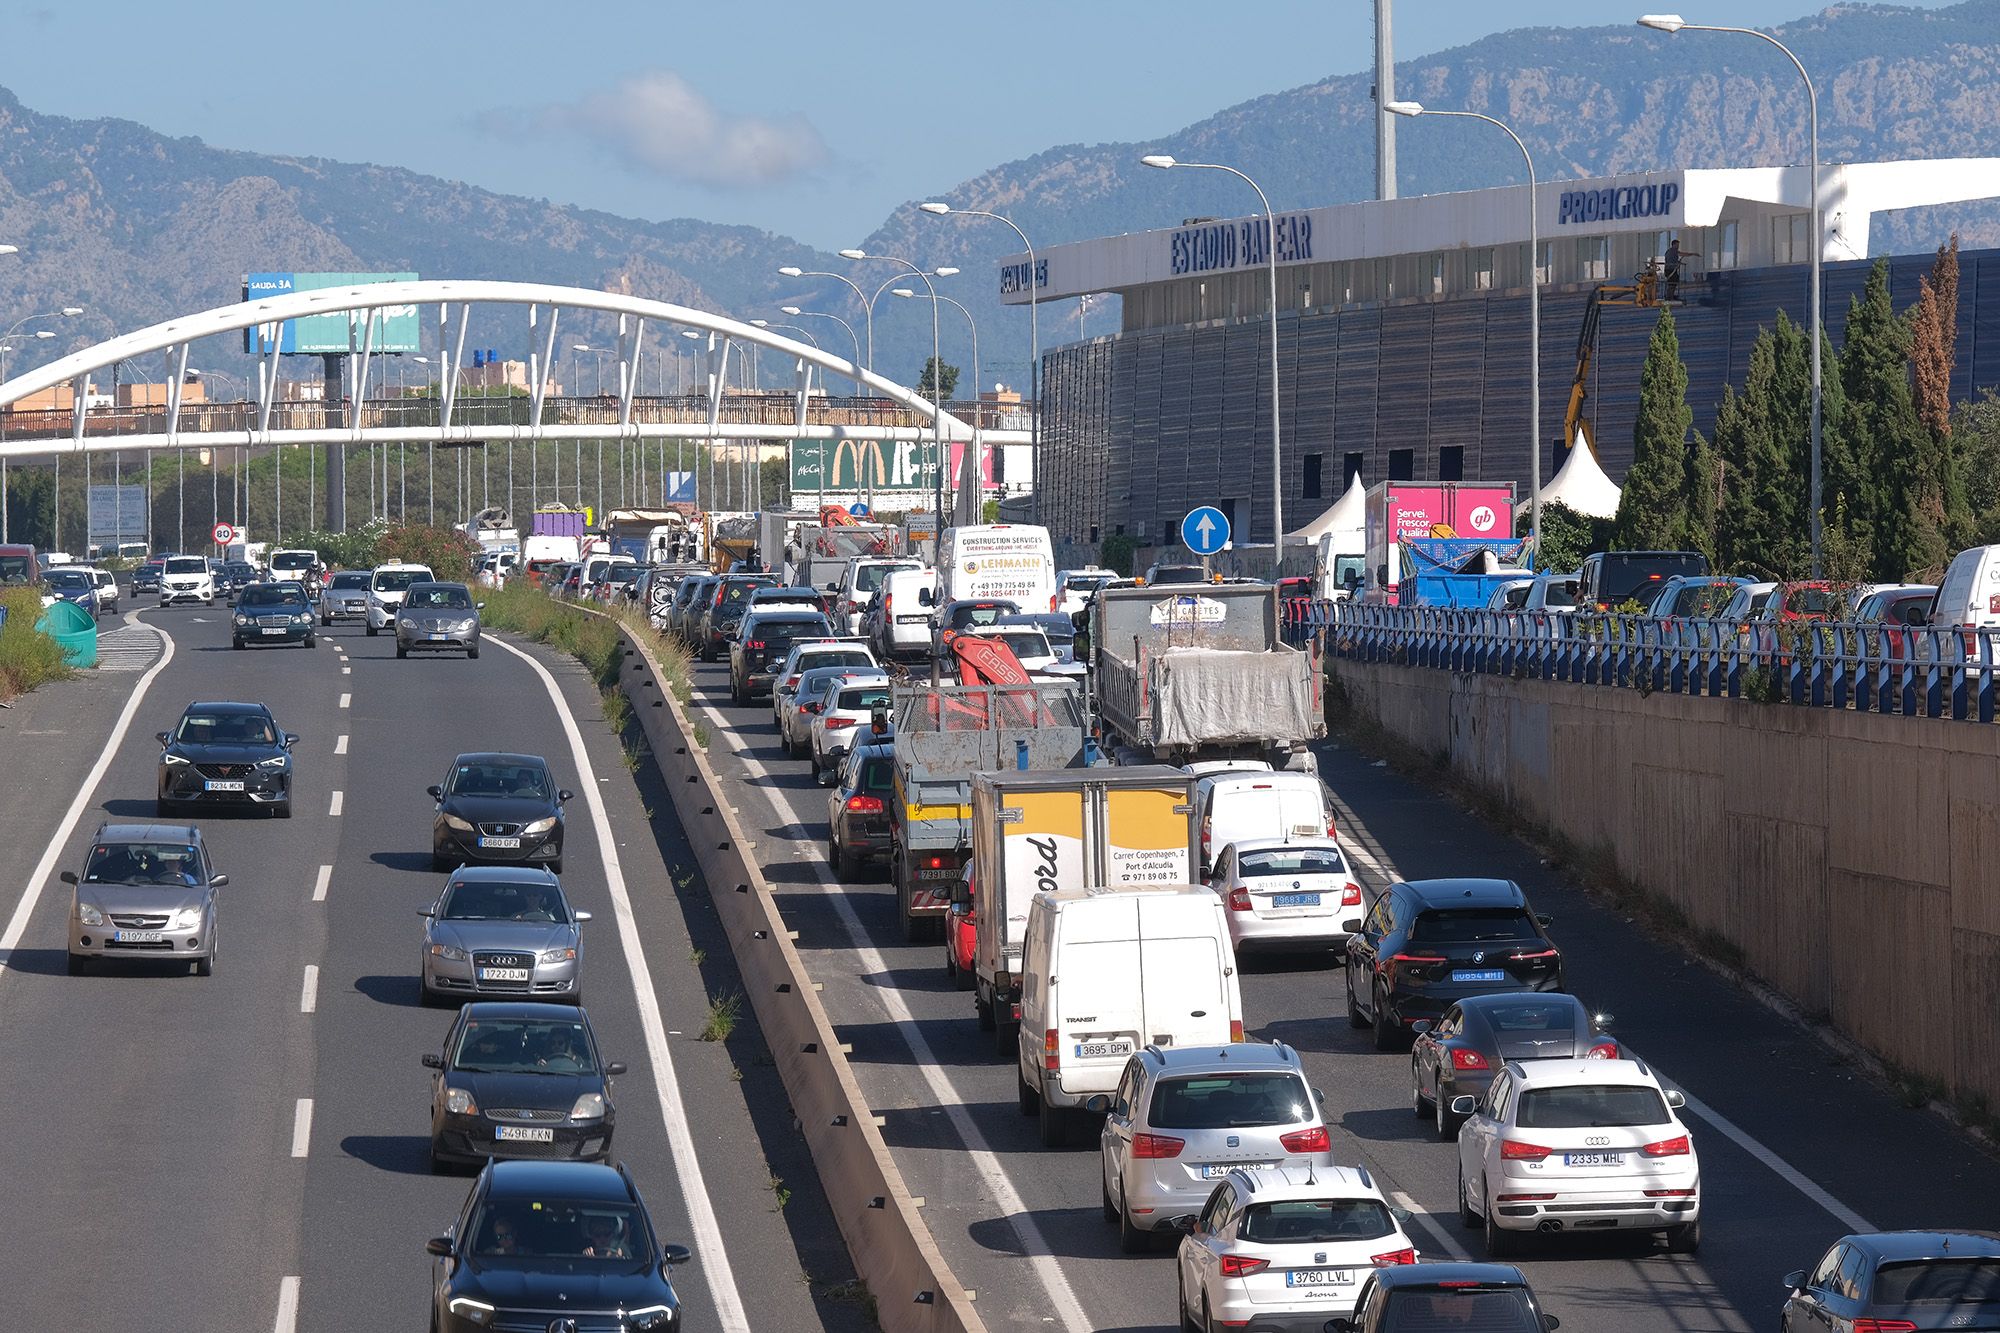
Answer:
0, 601, 864, 1332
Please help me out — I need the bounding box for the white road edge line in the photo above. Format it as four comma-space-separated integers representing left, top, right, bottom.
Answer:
271, 1275, 300, 1333
311, 865, 332, 903
338, 692, 351, 709
290, 1099, 313, 1157
490, 635, 751, 1333
693, 691, 1095, 1333
0, 620, 176, 983
328, 790, 344, 818
334, 734, 348, 755
300, 965, 319, 1014
1386, 1186, 1472, 1263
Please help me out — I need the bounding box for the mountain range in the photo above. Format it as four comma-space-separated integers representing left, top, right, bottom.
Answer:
2, 0, 1998, 396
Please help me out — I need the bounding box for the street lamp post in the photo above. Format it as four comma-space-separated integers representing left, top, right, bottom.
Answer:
894, 288, 982, 524
1386, 101, 1544, 551
1141, 154, 1287, 555
1639, 13, 1822, 576
841, 250, 955, 535
920, 203, 1044, 524
780, 306, 863, 394
757, 319, 823, 510
779, 266, 876, 371
1, 301, 83, 544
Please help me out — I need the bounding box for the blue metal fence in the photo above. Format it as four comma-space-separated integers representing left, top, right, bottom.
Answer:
1282, 600, 2000, 724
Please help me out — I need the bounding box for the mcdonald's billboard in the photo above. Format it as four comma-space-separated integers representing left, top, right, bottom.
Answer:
789, 439, 994, 494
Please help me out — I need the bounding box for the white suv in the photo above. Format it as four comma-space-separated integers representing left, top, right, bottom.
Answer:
365, 563, 436, 635
159, 555, 215, 607
1452, 1056, 1701, 1257
1174, 1164, 1418, 1331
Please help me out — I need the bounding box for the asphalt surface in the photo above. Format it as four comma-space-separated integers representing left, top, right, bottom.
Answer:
686, 652, 2000, 1333
0, 600, 864, 1332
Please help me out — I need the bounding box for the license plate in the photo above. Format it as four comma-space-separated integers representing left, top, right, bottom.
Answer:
261, 627, 288, 635
1563, 1151, 1625, 1167
479, 967, 531, 982
898, 615, 928, 623
1074, 1039, 1133, 1059
495, 1126, 554, 1142
1272, 892, 1322, 907
204, 780, 246, 792
917, 867, 958, 880
114, 929, 164, 943
1202, 1161, 1273, 1179
479, 836, 522, 849
1453, 969, 1507, 982
1286, 1268, 1356, 1288
429, 632, 452, 641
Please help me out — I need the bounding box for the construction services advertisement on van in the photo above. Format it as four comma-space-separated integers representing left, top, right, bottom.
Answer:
939, 523, 1055, 608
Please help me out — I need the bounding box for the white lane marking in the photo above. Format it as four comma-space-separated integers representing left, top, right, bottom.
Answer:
0, 621, 176, 983
272, 1275, 300, 1333
311, 865, 332, 903
341, 666, 351, 675
1386, 1184, 1472, 1262
328, 790, 344, 818
693, 688, 1093, 1333
337, 692, 351, 709
334, 734, 348, 755
300, 965, 319, 1014
1660, 1080, 1874, 1233
290, 1099, 313, 1157
490, 635, 751, 1333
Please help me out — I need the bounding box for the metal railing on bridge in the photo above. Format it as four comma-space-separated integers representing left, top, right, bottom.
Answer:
1280, 599, 2000, 724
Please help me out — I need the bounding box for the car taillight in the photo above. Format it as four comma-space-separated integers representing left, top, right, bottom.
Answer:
1200, 818, 1211, 858
1279, 1125, 1329, 1154
804, 702, 823, 714
1132, 1132, 1185, 1159
1369, 1248, 1416, 1267
1450, 1048, 1489, 1071
825, 717, 857, 729
1218, 1254, 1269, 1278
1228, 1019, 1244, 1042
1644, 1188, 1697, 1198
1226, 887, 1252, 912
928, 855, 945, 870
1511, 947, 1559, 961
1495, 1191, 1555, 1202
845, 796, 884, 814
1850, 1322, 1918, 1333
1341, 882, 1361, 906
1642, 1135, 1690, 1157
1586, 1041, 1618, 1059
747, 639, 766, 650
1501, 1140, 1551, 1161
1049, 593, 1059, 611
785, 675, 802, 689
1043, 1029, 1059, 1073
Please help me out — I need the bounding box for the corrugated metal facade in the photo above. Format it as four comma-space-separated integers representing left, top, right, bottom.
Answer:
1040, 247, 2000, 550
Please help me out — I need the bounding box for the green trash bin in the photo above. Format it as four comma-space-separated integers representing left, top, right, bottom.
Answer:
35, 599, 98, 669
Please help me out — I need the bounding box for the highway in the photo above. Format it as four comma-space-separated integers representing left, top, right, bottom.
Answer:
684, 652, 2000, 1333
0, 602, 862, 1332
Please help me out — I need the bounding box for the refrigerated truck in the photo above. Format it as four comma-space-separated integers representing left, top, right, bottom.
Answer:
1361, 481, 1517, 606
967, 766, 1197, 1053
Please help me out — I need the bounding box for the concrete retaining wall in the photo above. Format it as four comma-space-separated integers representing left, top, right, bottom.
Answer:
1333, 660, 2000, 1107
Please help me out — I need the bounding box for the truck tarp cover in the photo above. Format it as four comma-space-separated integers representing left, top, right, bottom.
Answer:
1152, 647, 1315, 748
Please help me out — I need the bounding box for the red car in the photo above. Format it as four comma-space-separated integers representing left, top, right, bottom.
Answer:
944, 865, 976, 990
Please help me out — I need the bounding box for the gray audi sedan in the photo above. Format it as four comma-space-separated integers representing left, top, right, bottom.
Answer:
395, 581, 483, 659
63, 823, 226, 976
418, 866, 588, 1007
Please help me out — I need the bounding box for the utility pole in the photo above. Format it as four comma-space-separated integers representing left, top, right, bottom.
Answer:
1375, 0, 1398, 200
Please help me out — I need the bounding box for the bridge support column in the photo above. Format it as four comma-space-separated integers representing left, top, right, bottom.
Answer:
322, 353, 347, 531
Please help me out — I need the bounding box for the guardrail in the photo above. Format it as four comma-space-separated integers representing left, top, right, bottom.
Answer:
1286, 600, 2000, 723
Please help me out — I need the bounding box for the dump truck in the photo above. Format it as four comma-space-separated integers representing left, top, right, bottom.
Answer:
604, 508, 697, 564
889, 680, 1094, 942
966, 766, 1197, 1053
1395, 537, 1535, 608
783, 506, 906, 592
1091, 582, 1324, 770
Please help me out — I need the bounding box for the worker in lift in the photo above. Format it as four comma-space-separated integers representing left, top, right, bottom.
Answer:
1663, 236, 1685, 303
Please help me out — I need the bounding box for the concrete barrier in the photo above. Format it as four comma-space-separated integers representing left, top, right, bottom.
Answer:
611, 621, 985, 1333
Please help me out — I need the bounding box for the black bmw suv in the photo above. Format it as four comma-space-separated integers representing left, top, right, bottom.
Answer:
728, 608, 835, 705
1344, 878, 1563, 1051
427, 1160, 689, 1331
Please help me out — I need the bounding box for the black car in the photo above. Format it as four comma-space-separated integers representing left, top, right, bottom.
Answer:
827, 741, 896, 880
729, 609, 836, 704
933, 597, 1021, 655
426, 1160, 689, 1330
157, 701, 297, 818
1783, 1231, 2000, 1333
1410, 992, 1616, 1139
697, 572, 780, 661
231, 581, 318, 649
218, 561, 260, 601
431, 752, 571, 873
1345, 878, 1563, 1052
1143, 562, 1210, 587
131, 557, 166, 594
1328, 1262, 1558, 1333
423, 1002, 623, 1170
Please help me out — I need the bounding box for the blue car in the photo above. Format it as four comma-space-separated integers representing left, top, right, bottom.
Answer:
42, 567, 100, 617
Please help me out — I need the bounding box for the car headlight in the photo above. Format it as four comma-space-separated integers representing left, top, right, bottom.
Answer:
521, 816, 557, 835
627, 1307, 676, 1331
233, 613, 252, 626
442, 814, 475, 833
174, 906, 203, 930
77, 903, 106, 927
539, 946, 576, 963
456, 618, 478, 634
568, 1092, 605, 1120
445, 1296, 494, 1325
257, 755, 289, 770
444, 1088, 478, 1116
429, 942, 467, 961
293, 613, 310, 625
162, 751, 190, 766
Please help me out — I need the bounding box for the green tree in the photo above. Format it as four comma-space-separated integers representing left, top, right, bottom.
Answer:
1532, 500, 1612, 573
1684, 429, 1721, 562
1612, 306, 1694, 551
917, 357, 960, 401
1953, 391, 2000, 543
1716, 321, 1806, 576
1837, 259, 1937, 580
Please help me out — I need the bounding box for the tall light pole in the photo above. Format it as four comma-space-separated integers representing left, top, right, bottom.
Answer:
842, 250, 954, 532
780, 306, 863, 393
1639, 13, 1822, 576
1, 302, 83, 544
1141, 154, 1287, 553
1387, 101, 1544, 551
895, 287, 983, 524
919, 202, 1044, 524
779, 266, 876, 372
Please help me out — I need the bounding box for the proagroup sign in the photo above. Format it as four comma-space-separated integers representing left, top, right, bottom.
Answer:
1557, 181, 1680, 227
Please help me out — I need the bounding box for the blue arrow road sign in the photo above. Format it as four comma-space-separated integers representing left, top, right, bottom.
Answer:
1181, 506, 1230, 556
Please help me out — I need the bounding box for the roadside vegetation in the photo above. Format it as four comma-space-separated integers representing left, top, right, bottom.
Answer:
0, 587, 71, 701
477, 579, 694, 711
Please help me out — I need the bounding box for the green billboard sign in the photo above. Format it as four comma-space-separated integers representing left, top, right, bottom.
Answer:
790, 439, 942, 493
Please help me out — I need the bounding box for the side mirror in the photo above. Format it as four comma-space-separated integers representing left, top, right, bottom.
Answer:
421, 1054, 444, 1069
1781, 1269, 1807, 1291
424, 1236, 453, 1258
559, 790, 575, 803
1544, 1318, 1561, 1332
605, 1061, 629, 1077
1449, 1095, 1478, 1117
1410, 1020, 1433, 1037
209, 873, 228, 888
1083, 1094, 1111, 1114
1665, 1089, 1687, 1110
417, 907, 434, 918
661, 1243, 692, 1267
60, 871, 78, 885
1313, 1087, 1326, 1106
426, 785, 443, 800
156, 731, 172, 746
1323, 1319, 1357, 1333
574, 910, 593, 924
1168, 1214, 1197, 1235
1535, 912, 1555, 927
1388, 1204, 1414, 1223
283, 733, 299, 748
1591, 1012, 1615, 1033
476, 602, 486, 610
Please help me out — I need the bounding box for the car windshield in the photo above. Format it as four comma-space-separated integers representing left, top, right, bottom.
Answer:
372, 569, 427, 592
407, 586, 473, 609
602, 565, 641, 584
1237, 1198, 1394, 1245
1239, 849, 1348, 877
45, 569, 91, 589
835, 685, 893, 712
1151, 567, 1205, 584
84, 842, 203, 885
1147, 1072, 1313, 1129
721, 580, 773, 605
1786, 587, 1839, 616
1516, 1084, 1669, 1129
1537, 580, 1577, 608
271, 553, 314, 570
0, 555, 33, 584
328, 572, 370, 589
799, 674, 842, 700
1873, 1258, 2000, 1303
758, 618, 830, 642
856, 563, 916, 593
1481, 1003, 1576, 1033
178, 711, 277, 744
240, 586, 305, 608
451, 1017, 596, 1075
1382, 1289, 1542, 1333
1410, 908, 1537, 944
1671, 584, 1737, 616
1064, 575, 1113, 595
952, 605, 1010, 629
993, 632, 1051, 658
166, 557, 207, 575
442, 880, 568, 922
449, 762, 551, 800
801, 651, 874, 672
470, 1198, 644, 1261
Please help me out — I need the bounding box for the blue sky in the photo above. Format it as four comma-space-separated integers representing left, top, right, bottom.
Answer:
0, 0, 1964, 249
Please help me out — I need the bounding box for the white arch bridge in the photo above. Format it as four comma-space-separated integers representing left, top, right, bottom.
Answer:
0, 280, 1026, 534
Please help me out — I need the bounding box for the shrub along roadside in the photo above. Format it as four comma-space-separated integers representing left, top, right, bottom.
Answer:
0, 587, 72, 701
479, 582, 694, 710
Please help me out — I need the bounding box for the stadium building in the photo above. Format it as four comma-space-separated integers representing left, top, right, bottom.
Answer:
1004, 159, 2000, 559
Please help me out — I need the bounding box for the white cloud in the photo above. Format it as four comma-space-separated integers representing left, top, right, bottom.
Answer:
494, 71, 827, 189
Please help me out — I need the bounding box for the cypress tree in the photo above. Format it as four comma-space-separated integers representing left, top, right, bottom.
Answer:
1838, 260, 1935, 579
1613, 306, 1695, 552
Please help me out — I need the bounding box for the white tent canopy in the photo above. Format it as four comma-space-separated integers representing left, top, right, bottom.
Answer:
1537, 433, 1622, 519
1290, 472, 1367, 548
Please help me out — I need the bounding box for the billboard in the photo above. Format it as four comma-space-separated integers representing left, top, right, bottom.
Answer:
243, 272, 421, 355
86, 485, 148, 543
790, 439, 992, 494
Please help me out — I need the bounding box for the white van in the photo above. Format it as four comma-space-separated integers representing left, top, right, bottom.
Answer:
938, 523, 1055, 610
365, 562, 436, 635
1017, 884, 1243, 1147
836, 556, 923, 635
874, 565, 940, 660
1929, 545, 2000, 630
1195, 771, 1336, 873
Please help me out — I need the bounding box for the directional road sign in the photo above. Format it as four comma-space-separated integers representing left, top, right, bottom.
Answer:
1181, 505, 1230, 556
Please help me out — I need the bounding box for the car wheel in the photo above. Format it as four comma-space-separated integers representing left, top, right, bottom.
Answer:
231, 637, 245, 651
195, 950, 214, 978
1017, 1068, 1039, 1116
1179, 1276, 1201, 1333
418, 981, 442, 1008
547, 859, 562, 875
828, 836, 848, 881
304, 635, 317, 648
1413, 1061, 1432, 1117
156, 798, 179, 819
66, 953, 88, 976
427, 1146, 449, 1175
321, 614, 332, 626
567, 987, 584, 1008
467, 644, 478, 659
1483, 1178, 1520, 1258
1436, 1080, 1459, 1141
396, 643, 408, 659
1371, 984, 1400, 1052
835, 840, 861, 881
367, 623, 378, 636
1457, 1167, 1479, 1228
1346, 968, 1368, 1029
431, 854, 451, 873
1202, 1294, 1218, 1333
1117, 1184, 1151, 1254
1037, 1086, 1070, 1148
1665, 1219, 1702, 1254
975, 992, 995, 1032
955, 954, 974, 991
274, 800, 292, 820
1100, 1167, 1119, 1223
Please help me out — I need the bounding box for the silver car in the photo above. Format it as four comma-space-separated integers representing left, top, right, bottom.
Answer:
419, 866, 588, 1006
320, 569, 372, 624
64, 822, 225, 976
395, 580, 483, 659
